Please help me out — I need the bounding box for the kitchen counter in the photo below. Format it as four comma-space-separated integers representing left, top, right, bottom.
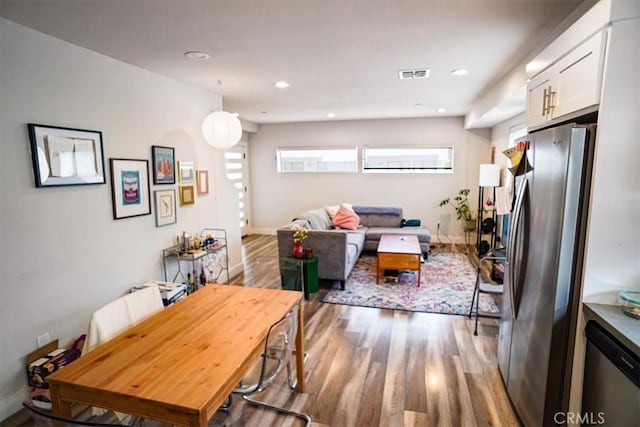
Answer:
583, 303, 640, 356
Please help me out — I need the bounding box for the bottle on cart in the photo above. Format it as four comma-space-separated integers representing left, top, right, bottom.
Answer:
200, 266, 207, 286
188, 273, 195, 292
181, 231, 189, 252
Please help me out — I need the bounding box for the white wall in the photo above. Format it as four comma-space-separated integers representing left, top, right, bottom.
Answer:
581, 20, 640, 303
248, 118, 492, 242
0, 18, 241, 419
490, 114, 525, 165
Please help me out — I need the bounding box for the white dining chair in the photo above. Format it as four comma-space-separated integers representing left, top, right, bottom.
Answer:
82, 285, 163, 354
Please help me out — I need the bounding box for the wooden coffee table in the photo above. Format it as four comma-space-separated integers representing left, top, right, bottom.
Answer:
376, 235, 422, 286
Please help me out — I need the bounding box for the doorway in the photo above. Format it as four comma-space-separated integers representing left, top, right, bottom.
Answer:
224, 143, 250, 236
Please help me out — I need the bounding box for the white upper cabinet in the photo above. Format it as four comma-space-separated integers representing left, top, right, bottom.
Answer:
554, 30, 607, 117
526, 30, 607, 128
526, 68, 555, 128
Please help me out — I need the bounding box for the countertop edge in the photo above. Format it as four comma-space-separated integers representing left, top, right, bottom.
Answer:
583, 303, 640, 356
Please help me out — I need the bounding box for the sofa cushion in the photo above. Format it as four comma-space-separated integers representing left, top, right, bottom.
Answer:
346, 232, 365, 266
354, 206, 403, 228
365, 226, 431, 243
332, 205, 360, 230
325, 205, 340, 219
326, 203, 354, 219
358, 213, 402, 228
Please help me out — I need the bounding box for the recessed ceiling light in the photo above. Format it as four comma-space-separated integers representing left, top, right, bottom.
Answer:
261, 111, 268, 114
450, 69, 469, 76
274, 81, 290, 89
327, 113, 336, 118
184, 51, 210, 60
436, 108, 447, 113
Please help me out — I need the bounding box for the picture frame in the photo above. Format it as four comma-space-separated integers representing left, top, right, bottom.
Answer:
178, 160, 195, 183
196, 170, 209, 195
154, 189, 177, 227
110, 158, 151, 220
27, 123, 106, 187
179, 185, 195, 206
151, 145, 175, 185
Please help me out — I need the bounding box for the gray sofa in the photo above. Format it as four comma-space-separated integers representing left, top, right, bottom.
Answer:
276, 206, 431, 289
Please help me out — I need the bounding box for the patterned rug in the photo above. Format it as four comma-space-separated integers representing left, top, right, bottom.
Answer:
321, 252, 500, 315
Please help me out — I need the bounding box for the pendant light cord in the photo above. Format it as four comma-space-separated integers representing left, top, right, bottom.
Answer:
215, 80, 223, 111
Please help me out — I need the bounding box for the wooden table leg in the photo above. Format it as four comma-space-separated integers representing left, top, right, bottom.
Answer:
417, 255, 421, 287
50, 385, 72, 418
295, 299, 305, 392
190, 412, 208, 426
376, 255, 380, 284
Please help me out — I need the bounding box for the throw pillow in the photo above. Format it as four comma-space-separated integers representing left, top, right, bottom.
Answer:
325, 205, 340, 219
332, 205, 360, 230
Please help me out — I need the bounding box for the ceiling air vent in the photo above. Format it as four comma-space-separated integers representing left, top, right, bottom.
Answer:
398, 68, 430, 80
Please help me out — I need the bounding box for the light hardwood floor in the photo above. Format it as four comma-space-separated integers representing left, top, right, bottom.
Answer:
223, 235, 519, 427
3, 235, 519, 427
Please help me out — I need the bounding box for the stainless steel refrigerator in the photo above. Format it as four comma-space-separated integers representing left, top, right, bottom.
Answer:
498, 122, 596, 426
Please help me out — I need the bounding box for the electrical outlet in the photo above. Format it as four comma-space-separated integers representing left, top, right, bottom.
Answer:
36, 332, 51, 348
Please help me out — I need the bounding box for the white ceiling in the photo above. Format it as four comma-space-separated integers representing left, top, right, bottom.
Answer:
0, 0, 587, 125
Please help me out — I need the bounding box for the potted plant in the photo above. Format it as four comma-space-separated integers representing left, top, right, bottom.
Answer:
439, 189, 477, 231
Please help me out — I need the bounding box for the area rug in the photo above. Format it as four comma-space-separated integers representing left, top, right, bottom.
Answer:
321, 253, 500, 315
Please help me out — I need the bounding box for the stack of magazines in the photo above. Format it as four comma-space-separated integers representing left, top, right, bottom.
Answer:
133, 281, 187, 306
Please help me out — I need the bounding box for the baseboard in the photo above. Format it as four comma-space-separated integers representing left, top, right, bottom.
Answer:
0, 386, 28, 424
248, 227, 277, 235
229, 261, 244, 280
432, 235, 470, 246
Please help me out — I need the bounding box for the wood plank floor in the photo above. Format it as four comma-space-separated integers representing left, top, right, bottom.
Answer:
225, 235, 519, 427
3, 235, 520, 427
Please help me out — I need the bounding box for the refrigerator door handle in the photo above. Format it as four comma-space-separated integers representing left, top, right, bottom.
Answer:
508, 178, 528, 319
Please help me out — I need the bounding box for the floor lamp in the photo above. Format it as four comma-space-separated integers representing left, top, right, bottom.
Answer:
477, 164, 501, 255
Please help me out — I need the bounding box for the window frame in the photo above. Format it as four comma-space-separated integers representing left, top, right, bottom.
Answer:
361, 145, 454, 174
276, 145, 358, 173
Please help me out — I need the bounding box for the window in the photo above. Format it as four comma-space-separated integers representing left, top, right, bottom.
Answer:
508, 123, 527, 148
276, 146, 357, 173
362, 146, 453, 173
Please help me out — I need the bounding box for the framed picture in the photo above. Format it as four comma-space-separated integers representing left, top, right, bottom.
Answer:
110, 158, 151, 220
154, 189, 177, 227
178, 161, 195, 183
196, 170, 209, 195
179, 185, 195, 206
27, 123, 106, 187
151, 145, 175, 185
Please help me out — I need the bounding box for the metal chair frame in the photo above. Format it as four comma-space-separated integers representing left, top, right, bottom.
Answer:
231, 308, 311, 426
469, 255, 505, 336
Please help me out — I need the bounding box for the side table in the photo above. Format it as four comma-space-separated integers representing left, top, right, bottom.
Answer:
280, 256, 318, 300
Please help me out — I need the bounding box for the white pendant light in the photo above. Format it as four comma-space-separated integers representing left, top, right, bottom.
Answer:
202, 111, 242, 149
202, 80, 242, 149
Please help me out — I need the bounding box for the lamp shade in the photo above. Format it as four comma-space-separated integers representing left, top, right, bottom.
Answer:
202, 111, 242, 149
478, 163, 501, 187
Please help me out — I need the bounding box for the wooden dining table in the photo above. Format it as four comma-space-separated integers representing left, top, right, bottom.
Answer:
46, 285, 305, 426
